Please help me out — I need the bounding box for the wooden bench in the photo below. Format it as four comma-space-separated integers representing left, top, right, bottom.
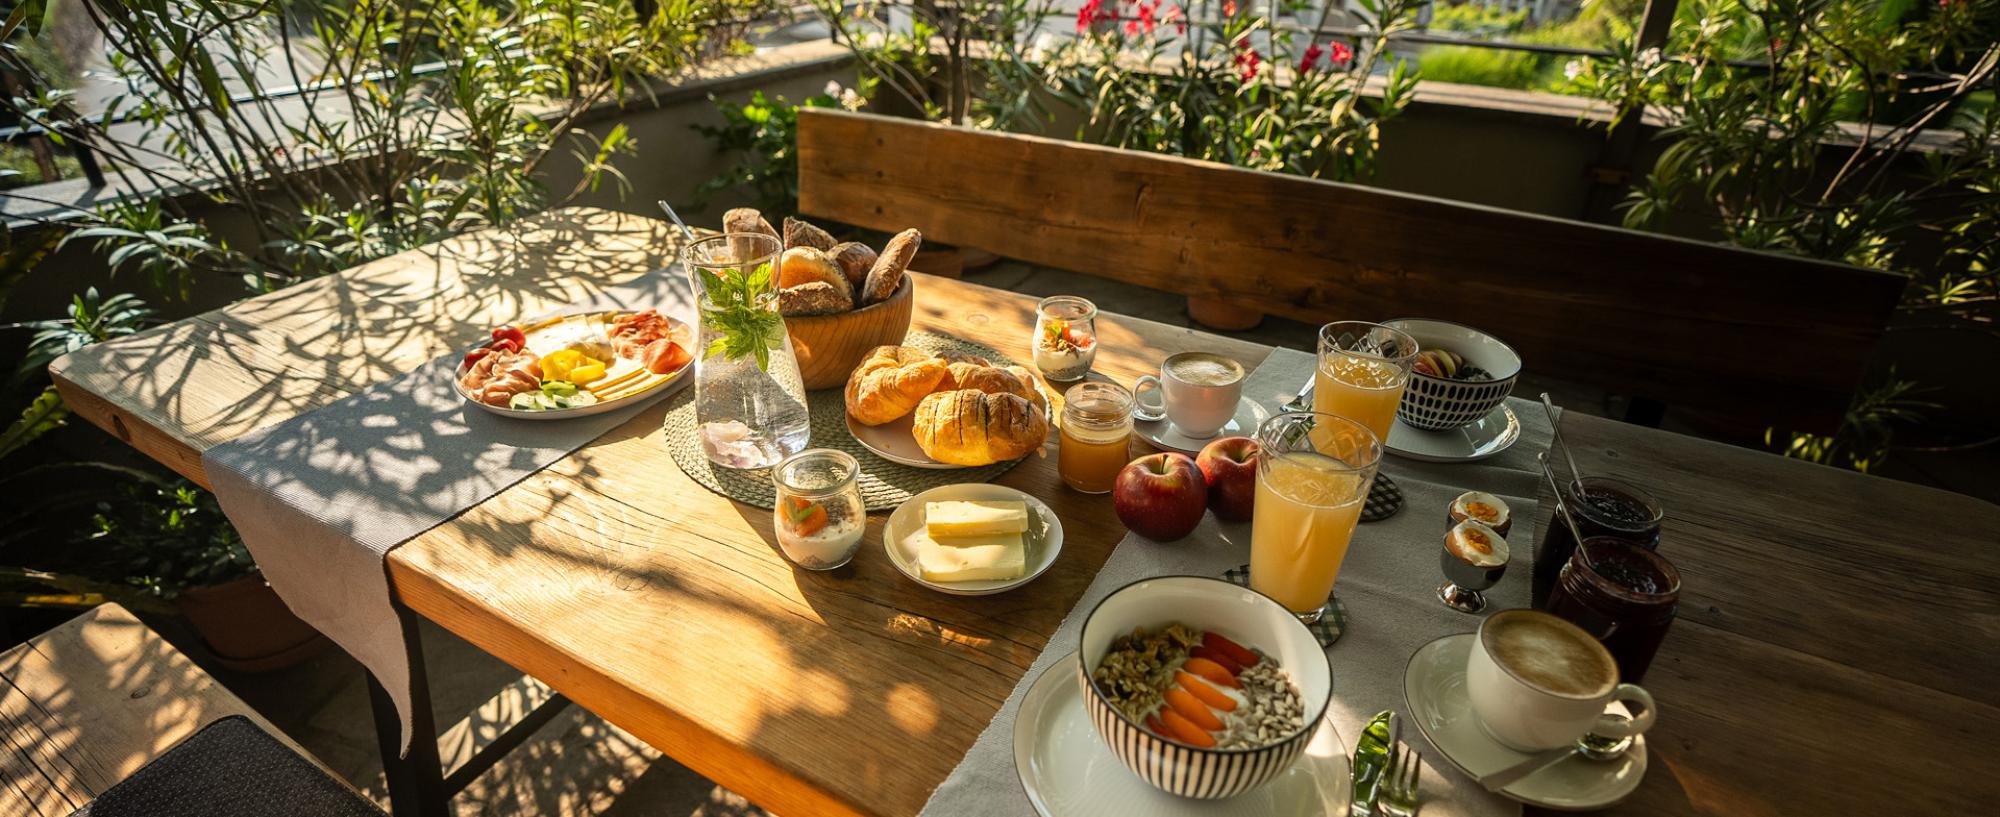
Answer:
0, 604, 330, 816
796, 108, 1907, 432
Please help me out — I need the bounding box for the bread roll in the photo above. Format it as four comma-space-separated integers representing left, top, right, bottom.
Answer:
779, 281, 852, 316
845, 346, 951, 425
723, 208, 779, 262
863, 229, 920, 305
778, 247, 852, 301
913, 389, 1048, 466
829, 242, 877, 290
784, 217, 838, 252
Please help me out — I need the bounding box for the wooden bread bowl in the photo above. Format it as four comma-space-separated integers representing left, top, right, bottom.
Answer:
784, 273, 914, 389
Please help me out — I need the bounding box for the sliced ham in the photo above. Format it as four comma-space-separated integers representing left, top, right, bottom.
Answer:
641, 339, 692, 375
459, 349, 542, 407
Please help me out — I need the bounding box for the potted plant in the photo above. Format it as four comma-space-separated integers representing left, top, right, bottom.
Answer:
88, 482, 328, 671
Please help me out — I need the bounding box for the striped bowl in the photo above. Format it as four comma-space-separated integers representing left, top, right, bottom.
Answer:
1076, 576, 1333, 799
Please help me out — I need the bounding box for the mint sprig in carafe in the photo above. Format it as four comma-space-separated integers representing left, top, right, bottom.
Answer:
681, 232, 810, 469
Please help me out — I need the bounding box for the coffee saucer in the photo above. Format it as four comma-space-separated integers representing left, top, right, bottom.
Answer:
1385, 404, 1520, 463
1135, 397, 1271, 455
1401, 633, 1647, 811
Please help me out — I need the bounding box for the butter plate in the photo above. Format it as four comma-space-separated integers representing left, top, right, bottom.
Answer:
884, 484, 1063, 596
1012, 651, 1350, 816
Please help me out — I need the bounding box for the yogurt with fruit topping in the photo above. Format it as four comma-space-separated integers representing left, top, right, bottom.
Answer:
775, 494, 864, 570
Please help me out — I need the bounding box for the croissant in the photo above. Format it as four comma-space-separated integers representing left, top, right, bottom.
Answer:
940, 359, 1048, 415
845, 346, 950, 426
912, 389, 1049, 466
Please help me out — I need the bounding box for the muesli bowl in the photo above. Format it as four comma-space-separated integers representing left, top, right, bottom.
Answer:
1076, 576, 1333, 799
1384, 318, 1522, 431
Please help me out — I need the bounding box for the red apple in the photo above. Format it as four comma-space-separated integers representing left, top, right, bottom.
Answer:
1196, 436, 1261, 522
1114, 452, 1208, 541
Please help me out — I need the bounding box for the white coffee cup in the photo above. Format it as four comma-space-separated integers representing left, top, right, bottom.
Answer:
1132, 352, 1245, 439
1466, 609, 1655, 752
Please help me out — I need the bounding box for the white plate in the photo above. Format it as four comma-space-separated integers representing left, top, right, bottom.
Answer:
883, 484, 1062, 595
453, 310, 691, 420
1385, 403, 1521, 463
1402, 633, 1647, 811
1012, 650, 1350, 817
847, 412, 967, 469
1134, 396, 1271, 455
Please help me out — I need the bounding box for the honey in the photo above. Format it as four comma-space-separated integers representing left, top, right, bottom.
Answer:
1058, 382, 1134, 494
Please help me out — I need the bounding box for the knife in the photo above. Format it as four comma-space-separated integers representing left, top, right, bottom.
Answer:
1350, 710, 1396, 816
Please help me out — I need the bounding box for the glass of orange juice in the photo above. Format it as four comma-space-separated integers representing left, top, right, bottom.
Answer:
1058, 381, 1134, 493
1313, 321, 1419, 444
1251, 412, 1383, 623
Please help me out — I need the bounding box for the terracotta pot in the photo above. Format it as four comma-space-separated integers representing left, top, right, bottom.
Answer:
174, 573, 329, 672
784, 273, 916, 390
1187, 296, 1265, 331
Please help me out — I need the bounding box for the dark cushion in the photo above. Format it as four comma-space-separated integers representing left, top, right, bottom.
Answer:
70, 715, 385, 817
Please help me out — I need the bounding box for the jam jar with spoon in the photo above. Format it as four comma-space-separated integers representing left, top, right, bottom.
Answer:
1545, 537, 1681, 683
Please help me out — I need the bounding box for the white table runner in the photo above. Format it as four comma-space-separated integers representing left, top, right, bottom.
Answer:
203, 269, 696, 752
920, 347, 1552, 817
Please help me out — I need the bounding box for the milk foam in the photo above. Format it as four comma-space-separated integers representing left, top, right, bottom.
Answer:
1490, 614, 1615, 697
1169, 354, 1243, 387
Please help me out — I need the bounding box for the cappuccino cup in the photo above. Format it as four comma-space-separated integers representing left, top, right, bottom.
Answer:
1467, 609, 1655, 752
1132, 352, 1245, 439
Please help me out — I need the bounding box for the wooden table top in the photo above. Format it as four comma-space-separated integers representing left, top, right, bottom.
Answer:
51, 207, 2000, 817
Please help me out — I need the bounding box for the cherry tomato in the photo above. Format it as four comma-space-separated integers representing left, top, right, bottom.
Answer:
491, 325, 527, 349
461, 346, 492, 370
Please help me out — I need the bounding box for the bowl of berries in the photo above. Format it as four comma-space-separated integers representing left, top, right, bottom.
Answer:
1383, 318, 1521, 431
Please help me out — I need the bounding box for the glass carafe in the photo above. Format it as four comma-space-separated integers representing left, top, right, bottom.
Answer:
681, 233, 810, 470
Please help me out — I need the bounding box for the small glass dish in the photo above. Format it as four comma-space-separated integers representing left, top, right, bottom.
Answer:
1033, 296, 1098, 382
771, 449, 865, 570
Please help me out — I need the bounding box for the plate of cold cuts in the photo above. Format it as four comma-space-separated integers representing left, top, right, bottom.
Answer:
453, 309, 694, 420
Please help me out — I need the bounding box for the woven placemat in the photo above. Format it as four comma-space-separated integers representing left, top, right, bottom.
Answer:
664, 331, 1029, 511
1223, 564, 1347, 646
1362, 472, 1404, 522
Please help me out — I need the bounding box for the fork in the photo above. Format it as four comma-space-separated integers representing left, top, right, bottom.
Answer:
1375, 740, 1424, 817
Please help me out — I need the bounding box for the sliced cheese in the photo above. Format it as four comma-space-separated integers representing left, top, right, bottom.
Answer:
908, 529, 1026, 583
927, 531, 1024, 550
925, 500, 1029, 537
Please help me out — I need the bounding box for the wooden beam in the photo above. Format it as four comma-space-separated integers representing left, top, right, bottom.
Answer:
797, 109, 1906, 432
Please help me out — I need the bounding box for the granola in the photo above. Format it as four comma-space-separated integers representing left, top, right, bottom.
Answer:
1091, 623, 1306, 750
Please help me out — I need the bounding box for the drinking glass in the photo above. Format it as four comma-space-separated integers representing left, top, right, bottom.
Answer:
1313, 321, 1419, 444
1532, 476, 1663, 607
1033, 296, 1098, 382
1546, 537, 1681, 683
1250, 412, 1382, 624
1058, 381, 1134, 494
681, 233, 810, 470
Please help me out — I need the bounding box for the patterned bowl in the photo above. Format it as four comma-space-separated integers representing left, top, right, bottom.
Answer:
1076, 576, 1333, 799
1384, 318, 1522, 431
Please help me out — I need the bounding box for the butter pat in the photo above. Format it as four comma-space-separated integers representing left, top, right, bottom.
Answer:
925, 501, 1029, 537
908, 529, 1026, 582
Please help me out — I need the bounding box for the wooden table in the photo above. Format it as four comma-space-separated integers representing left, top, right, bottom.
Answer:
52, 207, 2000, 817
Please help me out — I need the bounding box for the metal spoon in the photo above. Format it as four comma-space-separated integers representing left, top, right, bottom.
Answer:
1477, 730, 1632, 792
1540, 392, 1584, 487
1538, 451, 1590, 558
655, 200, 697, 241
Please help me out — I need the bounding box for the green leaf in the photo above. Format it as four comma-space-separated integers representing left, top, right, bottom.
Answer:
0, 386, 68, 461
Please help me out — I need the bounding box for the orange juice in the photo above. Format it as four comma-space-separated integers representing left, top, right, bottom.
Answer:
1059, 381, 1135, 494
1314, 354, 1407, 443
1251, 451, 1368, 615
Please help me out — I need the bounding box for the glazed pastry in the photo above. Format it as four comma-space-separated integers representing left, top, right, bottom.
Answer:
862, 228, 921, 305
783, 217, 838, 252
828, 241, 878, 290
912, 389, 1049, 466
723, 208, 779, 262
845, 346, 951, 425
777, 247, 853, 302
939, 358, 1047, 414
779, 281, 853, 316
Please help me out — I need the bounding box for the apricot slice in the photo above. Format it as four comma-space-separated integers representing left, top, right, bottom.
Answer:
1191, 646, 1243, 675
1159, 708, 1217, 748
1144, 714, 1169, 738
1176, 672, 1238, 712
1183, 657, 1241, 689
1203, 631, 1262, 668
1165, 687, 1224, 730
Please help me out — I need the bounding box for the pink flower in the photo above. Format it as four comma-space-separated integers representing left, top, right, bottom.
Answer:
1137, 0, 1159, 34
1231, 43, 1262, 80
1165, 5, 1186, 34
1075, 0, 1104, 32
1328, 41, 1353, 66
1223, 0, 1237, 15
